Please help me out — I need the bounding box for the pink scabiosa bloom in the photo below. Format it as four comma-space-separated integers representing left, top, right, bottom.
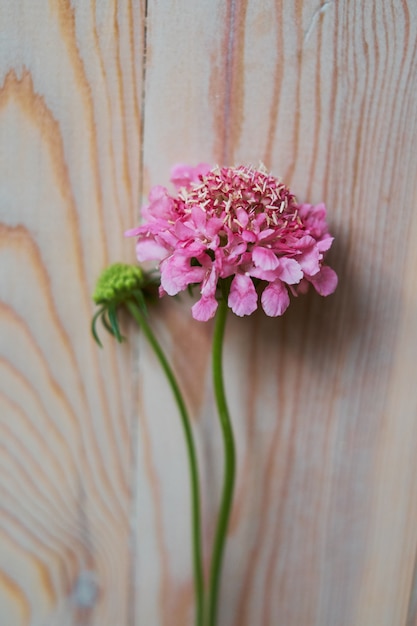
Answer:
126, 164, 337, 321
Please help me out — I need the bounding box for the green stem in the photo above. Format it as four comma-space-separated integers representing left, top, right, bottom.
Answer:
207, 298, 236, 626
126, 300, 204, 626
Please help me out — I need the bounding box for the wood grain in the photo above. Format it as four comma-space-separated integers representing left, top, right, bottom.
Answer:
141, 1, 417, 626
0, 1, 146, 624
1, 1, 417, 625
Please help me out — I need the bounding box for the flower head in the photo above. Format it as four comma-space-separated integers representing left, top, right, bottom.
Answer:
93, 263, 145, 305
92, 262, 157, 345
126, 164, 337, 321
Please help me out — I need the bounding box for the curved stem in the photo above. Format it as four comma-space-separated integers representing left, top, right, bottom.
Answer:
126, 300, 204, 626
207, 298, 236, 626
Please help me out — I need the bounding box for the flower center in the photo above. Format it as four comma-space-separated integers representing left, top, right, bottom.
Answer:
181, 165, 302, 234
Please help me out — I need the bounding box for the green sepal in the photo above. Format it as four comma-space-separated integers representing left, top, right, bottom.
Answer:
108, 303, 123, 343
91, 307, 105, 348
101, 310, 114, 335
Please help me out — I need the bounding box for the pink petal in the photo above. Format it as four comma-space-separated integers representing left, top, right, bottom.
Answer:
317, 235, 334, 252
206, 217, 224, 238
201, 265, 218, 297
194, 162, 212, 178
242, 230, 257, 243
295, 235, 317, 250
261, 281, 290, 316
136, 238, 169, 262
170, 164, 195, 189
192, 296, 218, 321
125, 226, 141, 237
190, 205, 207, 229
227, 240, 247, 263
277, 257, 303, 284
236, 208, 249, 228
257, 228, 275, 241
149, 185, 166, 201
158, 228, 180, 248
170, 163, 211, 189
207, 234, 220, 250
160, 256, 205, 295
297, 203, 313, 219
252, 246, 279, 270
228, 274, 258, 317
175, 220, 196, 240
131, 220, 168, 236
298, 245, 321, 275
298, 202, 328, 238
142, 186, 174, 220
183, 240, 207, 256
309, 265, 338, 296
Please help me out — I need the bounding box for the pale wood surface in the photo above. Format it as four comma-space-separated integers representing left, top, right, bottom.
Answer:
1, 1, 417, 625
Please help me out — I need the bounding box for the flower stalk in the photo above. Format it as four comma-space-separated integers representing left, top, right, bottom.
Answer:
207, 297, 236, 626
126, 300, 205, 626
91, 264, 204, 626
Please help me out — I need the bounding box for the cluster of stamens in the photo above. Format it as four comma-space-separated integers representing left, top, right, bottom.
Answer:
180, 165, 301, 235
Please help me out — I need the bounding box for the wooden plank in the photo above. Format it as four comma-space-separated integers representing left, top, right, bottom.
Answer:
0, 1, 145, 624
1, 0, 417, 625
139, 1, 417, 625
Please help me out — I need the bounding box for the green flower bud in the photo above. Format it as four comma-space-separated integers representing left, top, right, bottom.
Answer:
91, 263, 159, 347
93, 263, 145, 305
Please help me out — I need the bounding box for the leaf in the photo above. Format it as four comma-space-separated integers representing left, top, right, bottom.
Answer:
108, 303, 123, 343
91, 307, 105, 348
101, 310, 116, 337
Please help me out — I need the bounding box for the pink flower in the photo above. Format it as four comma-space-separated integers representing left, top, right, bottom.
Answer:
126, 164, 337, 321
228, 274, 258, 317
170, 163, 211, 190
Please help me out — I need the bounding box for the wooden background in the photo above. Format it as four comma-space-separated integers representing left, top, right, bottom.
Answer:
1, 1, 417, 625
